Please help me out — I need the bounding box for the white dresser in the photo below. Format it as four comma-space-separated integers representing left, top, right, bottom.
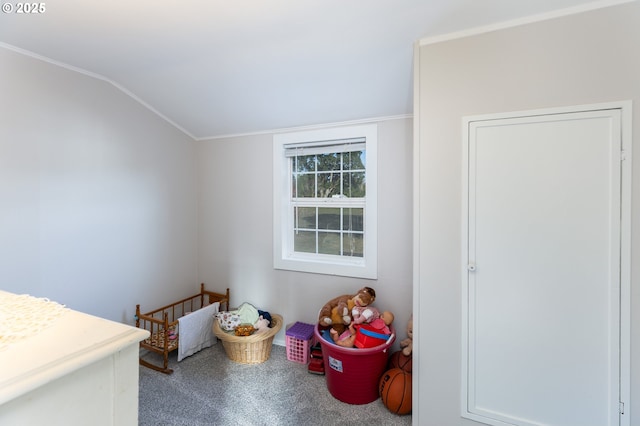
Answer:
0, 291, 149, 426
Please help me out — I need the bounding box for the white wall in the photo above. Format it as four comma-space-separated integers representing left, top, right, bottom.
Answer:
415, 2, 640, 425
197, 118, 414, 347
0, 48, 199, 323
0, 44, 414, 348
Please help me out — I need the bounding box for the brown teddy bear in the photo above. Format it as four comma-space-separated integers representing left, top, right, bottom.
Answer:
400, 314, 413, 356
318, 287, 376, 334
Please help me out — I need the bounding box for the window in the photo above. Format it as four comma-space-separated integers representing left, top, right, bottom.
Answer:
273, 124, 377, 279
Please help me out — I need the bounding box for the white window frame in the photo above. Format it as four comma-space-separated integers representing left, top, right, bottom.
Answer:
273, 124, 378, 279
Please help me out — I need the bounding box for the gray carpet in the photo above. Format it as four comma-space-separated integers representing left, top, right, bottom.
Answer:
139, 342, 412, 425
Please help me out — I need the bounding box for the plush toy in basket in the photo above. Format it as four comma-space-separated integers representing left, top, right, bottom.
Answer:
254, 315, 271, 333
235, 324, 255, 336
217, 311, 241, 331
216, 302, 274, 335
213, 302, 283, 364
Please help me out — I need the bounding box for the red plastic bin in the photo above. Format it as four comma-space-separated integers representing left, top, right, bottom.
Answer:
314, 323, 396, 404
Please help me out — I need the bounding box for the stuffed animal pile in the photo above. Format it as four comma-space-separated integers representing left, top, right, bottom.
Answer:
330, 310, 395, 348
318, 287, 399, 349
216, 302, 274, 336
317, 286, 377, 335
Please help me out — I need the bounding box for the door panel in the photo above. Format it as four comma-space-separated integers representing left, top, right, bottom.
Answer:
463, 109, 621, 426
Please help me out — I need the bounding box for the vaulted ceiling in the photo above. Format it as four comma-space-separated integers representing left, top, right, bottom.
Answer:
0, 0, 606, 139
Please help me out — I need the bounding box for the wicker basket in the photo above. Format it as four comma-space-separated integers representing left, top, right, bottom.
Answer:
212, 313, 283, 364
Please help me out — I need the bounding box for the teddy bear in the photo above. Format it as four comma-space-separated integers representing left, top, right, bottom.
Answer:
318, 287, 376, 334
253, 315, 270, 333
400, 314, 413, 356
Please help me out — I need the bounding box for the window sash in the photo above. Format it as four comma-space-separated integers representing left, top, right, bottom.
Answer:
291, 144, 366, 199
292, 205, 364, 258
289, 141, 365, 258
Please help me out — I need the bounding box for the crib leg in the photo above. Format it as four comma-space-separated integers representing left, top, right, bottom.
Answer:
139, 357, 174, 375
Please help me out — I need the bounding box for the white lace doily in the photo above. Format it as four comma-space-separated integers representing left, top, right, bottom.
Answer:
0, 292, 68, 352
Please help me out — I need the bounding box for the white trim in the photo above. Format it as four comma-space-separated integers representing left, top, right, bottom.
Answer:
619, 100, 632, 426
411, 40, 422, 426
0, 42, 197, 140
464, 100, 632, 123
198, 114, 411, 141
419, 0, 635, 46
460, 109, 471, 426
0, 42, 107, 83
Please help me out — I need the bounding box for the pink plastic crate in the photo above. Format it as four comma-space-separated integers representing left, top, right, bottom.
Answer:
286, 322, 315, 364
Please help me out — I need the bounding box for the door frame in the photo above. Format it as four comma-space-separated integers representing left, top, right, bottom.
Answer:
460, 101, 632, 426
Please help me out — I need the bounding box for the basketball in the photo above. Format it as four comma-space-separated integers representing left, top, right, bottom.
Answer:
388, 350, 412, 373
379, 368, 412, 415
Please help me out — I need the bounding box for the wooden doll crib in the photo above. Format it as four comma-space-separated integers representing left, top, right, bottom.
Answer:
135, 283, 229, 374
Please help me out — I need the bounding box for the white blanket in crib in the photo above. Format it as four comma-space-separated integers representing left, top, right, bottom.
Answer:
177, 301, 220, 362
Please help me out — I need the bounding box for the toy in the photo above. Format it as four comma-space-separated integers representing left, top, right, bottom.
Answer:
388, 350, 412, 373
257, 309, 272, 325
253, 315, 270, 333
332, 311, 394, 349
352, 305, 381, 325
400, 314, 413, 356
234, 323, 255, 336
330, 324, 358, 348
308, 342, 324, 375
379, 368, 412, 415
318, 287, 376, 334
369, 310, 394, 334
328, 303, 354, 333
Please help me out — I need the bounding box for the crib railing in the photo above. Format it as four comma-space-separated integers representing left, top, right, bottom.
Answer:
135, 283, 230, 374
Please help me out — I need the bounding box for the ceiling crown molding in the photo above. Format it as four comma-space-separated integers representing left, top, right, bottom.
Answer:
419, 0, 635, 45
0, 41, 197, 140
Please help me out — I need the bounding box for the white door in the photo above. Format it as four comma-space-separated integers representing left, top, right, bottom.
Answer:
462, 105, 630, 426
